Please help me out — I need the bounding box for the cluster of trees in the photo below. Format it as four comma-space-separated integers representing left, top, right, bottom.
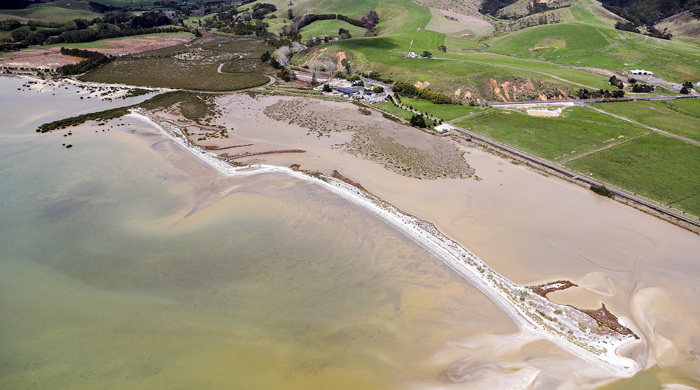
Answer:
252, 3, 277, 20
338, 28, 352, 39
276, 67, 294, 82
6, 10, 176, 48
576, 88, 625, 99
224, 20, 268, 36
288, 12, 373, 34
645, 25, 673, 40
614, 22, 672, 40
55, 47, 111, 76
260, 50, 283, 69
479, 0, 519, 16
680, 81, 694, 94
614, 21, 640, 33
608, 75, 624, 89
360, 10, 379, 29
600, 0, 699, 26
393, 81, 453, 104
410, 114, 428, 128
364, 70, 393, 84
631, 83, 654, 92
590, 184, 614, 198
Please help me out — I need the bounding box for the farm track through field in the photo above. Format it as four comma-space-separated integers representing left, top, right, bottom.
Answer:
584, 103, 700, 147
557, 130, 652, 163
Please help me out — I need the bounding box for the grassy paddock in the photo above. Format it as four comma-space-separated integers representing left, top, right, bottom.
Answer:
400, 97, 478, 121
455, 107, 648, 160
486, 21, 700, 81
376, 101, 413, 120
375, 101, 437, 127
592, 100, 700, 142
299, 19, 366, 39
565, 133, 700, 216
0, 6, 99, 23
671, 98, 700, 117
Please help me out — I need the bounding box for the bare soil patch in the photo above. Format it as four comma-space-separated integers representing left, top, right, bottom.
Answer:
439, 10, 494, 27
1, 35, 191, 70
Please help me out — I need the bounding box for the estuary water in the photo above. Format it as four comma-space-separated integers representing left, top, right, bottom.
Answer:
0, 77, 521, 388
1, 76, 698, 390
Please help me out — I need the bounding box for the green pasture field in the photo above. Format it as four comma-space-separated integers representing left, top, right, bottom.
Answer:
485, 22, 700, 82
310, 37, 609, 98
564, 133, 700, 216
238, 0, 379, 18
81, 35, 269, 91
443, 35, 481, 53
400, 97, 478, 121
375, 0, 432, 36
375, 101, 437, 126
592, 100, 700, 142
671, 98, 700, 117
299, 19, 366, 39
375, 101, 413, 120
454, 106, 648, 160
0, 6, 99, 23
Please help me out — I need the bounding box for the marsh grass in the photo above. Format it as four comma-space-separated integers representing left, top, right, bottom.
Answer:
263, 98, 473, 179
81, 34, 269, 91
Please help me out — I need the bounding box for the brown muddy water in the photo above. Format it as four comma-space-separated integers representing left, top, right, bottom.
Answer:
1, 77, 698, 389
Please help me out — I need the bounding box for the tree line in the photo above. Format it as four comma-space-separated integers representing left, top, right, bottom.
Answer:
5, 10, 177, 49
55, 47, 111, 76
393, 81, 453, 104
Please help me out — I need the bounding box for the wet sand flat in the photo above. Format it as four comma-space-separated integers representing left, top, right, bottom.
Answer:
202, 93, 700, 387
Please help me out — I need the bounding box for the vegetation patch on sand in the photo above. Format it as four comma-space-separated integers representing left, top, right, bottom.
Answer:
80, 34, 269, 91
564, 133, 700, 216
36, 90, 219, 132
263, 97, 473, 179
455, 106, 647, 160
